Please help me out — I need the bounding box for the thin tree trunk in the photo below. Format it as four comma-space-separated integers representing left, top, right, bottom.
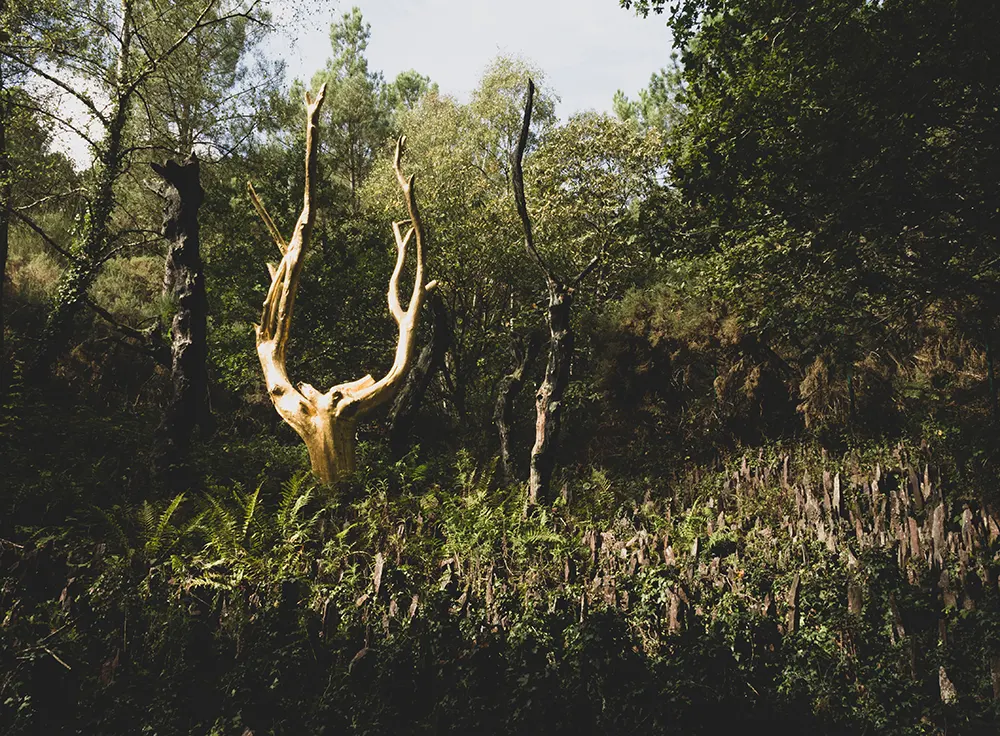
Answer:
988, 335, 997, 419
0, 85, 11, 394
388, 289, 450, 457
528, 282, 573, 504
0, 0, 11, 391
511, 79, 597, 506
151, 155, 208, 478
495, 329, 540, 483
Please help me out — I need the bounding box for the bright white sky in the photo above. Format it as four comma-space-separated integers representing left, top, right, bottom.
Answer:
273, 0, 673, 117
50, 0, 673, 166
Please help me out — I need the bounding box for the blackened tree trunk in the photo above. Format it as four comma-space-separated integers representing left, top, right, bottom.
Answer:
512, 80, 603, 505
388, 289, 451, 457
151, 155, 207, 476
495, 330, 540, 483
528, 283, 572, 503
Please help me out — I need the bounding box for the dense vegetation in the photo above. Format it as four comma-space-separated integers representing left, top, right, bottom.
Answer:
2, 1, 999, 733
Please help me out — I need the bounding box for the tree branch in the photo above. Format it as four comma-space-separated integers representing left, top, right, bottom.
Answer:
128, 1, 267, 94
247, 181, 287, 254
512, 78, 552, 281
388, 220, 414, 323
15, 190, 85, 212
393, 136, 430, 314
98, 236, 162, 263
10, 209, 75, 261
1, 53, 107, 124
572, 247, 605, 289
85, 297, 170, 367
127, 0, 218, 93
11, 98, 101, 150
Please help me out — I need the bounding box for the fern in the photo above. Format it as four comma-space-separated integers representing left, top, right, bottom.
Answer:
138, 501, 157, 541
203, 493, 239, 558
91, 504, 130, 553
145, 493, 185, 558
520, 529, 564, 546
239, 485, 262, 548
277, 473, 312, 533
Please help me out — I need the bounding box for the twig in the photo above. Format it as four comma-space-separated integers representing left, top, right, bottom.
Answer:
15, 190, 84, 212
41, 646, 72, 670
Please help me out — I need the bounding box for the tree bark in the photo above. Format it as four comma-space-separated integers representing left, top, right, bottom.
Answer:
303, 412, 359, 485
528, 282, 573, 504
151, 155, 208, 476
388, 289, 450, 457
0, 84, 10, 394
495, 329, 540, 483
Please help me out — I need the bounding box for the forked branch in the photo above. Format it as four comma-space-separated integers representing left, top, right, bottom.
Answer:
256, 84, 326, 357
346, 136, 434, 413
247, 92, 433, 483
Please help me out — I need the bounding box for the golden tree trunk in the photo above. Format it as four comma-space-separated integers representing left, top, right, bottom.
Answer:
248, 85, 434, 484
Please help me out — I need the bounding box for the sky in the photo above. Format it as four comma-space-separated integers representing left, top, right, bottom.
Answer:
273, 0, 674, 118
49, 0, 673, 166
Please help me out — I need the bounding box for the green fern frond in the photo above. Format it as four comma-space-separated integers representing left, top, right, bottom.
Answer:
92, 504, 130, 552
186, 575, 233, 592
289, 488, 313, 523
204, 494, 239, 556
240, 485, 262, 547
146, 492, 185, 557
138, 501, 157, 539
279, 473, 306, 517
521, 529, 564, 546
278, 473, 315, 534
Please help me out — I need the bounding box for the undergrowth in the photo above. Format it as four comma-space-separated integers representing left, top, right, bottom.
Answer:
3, 440, 999, 735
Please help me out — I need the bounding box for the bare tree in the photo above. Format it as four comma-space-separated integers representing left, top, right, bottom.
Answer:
247, 84, 435, 484
494, 329, 540, 483
150, 155, 208, 479
512, 80, 604, 504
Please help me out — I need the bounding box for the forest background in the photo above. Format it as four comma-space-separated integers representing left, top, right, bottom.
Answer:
2, 1, 1000, 733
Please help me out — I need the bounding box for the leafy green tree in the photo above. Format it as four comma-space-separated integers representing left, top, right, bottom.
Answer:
363, 56, 557, 440
626, 0, 1000, 423
1, 0, 273, 374
529, 110, 666, 296
313, 7, 392, 203
1, 90, 81, 336
613, 59, 685, 133
0, 0, 82, 384
386, 69, 437, 119
133, 0, 282, 160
